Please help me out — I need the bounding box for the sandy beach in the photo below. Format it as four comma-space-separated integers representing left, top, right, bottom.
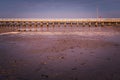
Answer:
0, 26, 120, 80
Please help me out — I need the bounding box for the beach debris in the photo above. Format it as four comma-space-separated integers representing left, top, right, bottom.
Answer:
47, 56, 54, 60
80, 52, 83, 54
114, 44, 120, 47
106, 57, 111, 61
81, 62, 86, 65
58, 56, 64, 59
72, 67, 77, 70
75, 78, 78, 80
70, 46, 74, 49
41, 74, 49, 78
90, 51, 94, 54
41, 62, 47, 65
71, 50, 74, 52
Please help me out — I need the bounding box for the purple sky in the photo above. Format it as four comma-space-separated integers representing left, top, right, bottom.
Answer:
0, 0, 120, 18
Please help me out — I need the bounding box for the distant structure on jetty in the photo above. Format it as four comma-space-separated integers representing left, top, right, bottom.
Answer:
0, 18, 120, 33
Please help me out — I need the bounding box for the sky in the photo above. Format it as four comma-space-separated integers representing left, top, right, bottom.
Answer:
0, 0, 120, 18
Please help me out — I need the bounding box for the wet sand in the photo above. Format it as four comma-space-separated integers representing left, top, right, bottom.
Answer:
0, 27, 120, 80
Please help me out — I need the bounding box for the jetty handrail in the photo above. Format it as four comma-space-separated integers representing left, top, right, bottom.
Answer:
0, 18, 120, 22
